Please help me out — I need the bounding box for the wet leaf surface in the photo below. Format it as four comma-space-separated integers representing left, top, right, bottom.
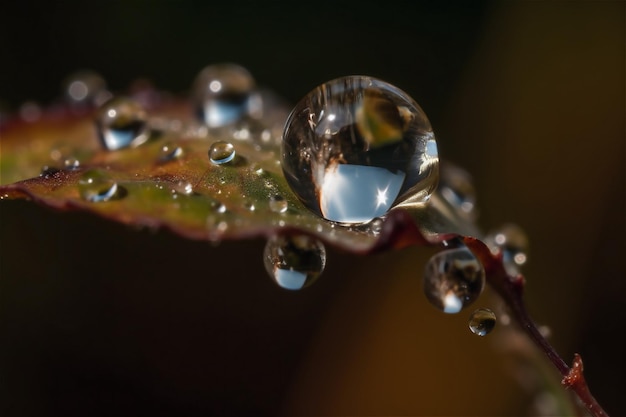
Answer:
0, 98, 479, 253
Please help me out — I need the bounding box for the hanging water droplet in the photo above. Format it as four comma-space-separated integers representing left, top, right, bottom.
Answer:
264, 234, 326, 290
485, 223, 529, 276
208, 141, 236, 165
269, 195, 288, 213
159, 142, 183, 162
439, 162, 477, 218
63, 70, 108, 106
468, 308, 496, 336
78, 170, 124, 202
96, 97, 149, 151
193, 63, 262, 127
282, 76, 439, 224
63, 157, 80, 170
423, 246, 485, 313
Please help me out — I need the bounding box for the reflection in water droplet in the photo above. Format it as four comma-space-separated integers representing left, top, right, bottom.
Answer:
264, 235, 326, 290
440, 162, 477, 218
78, 170, 124, 202
469, 308, 496, 336
485, 223, 529, 276
208, 141, 236, 165
96, 97, 149, 150
193, 63, 262, 127
63, 70, 108, 106
282, 76, 439, 224
269, 195, 288, 213
63, 158, 80, 170
423, 246, 485, 313
159, 142, 183, 162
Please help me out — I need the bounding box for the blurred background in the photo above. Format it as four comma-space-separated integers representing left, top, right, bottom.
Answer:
1, 1, 624, 415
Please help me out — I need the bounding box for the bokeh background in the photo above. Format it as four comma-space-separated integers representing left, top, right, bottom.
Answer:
1, 1, 624, 415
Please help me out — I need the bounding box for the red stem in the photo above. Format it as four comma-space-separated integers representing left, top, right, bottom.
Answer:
463, 237, 609, 417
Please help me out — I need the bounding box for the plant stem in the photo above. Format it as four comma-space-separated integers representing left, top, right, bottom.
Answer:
463, 237, 609, 417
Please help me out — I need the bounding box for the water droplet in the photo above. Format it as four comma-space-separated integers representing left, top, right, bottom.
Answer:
469, 308, 496, 336
63, 157, 80, 170
210, 199, 227, 213
40, 166, 61, 178
244, 201, 256, 211
440, 162, 477, 218
96, 97, 149, 150
485, 223, 529, 276
78, 170, 124, 202
263, 235, 326, 290
282, 76, 439, 224
208, 141, 236, 165
159, 142, 183, 162
63, 70, 107, 106
423, 246, 485, 313
174, 181, 194, 195
193, 63, 262, 127
269, 195, 288, 213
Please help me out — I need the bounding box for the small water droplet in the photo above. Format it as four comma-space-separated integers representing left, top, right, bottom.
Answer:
263, 235, 326, 290
78, 170, 124, 202
63, 157, 80, 170
174, 181, 194, 195
485, 223, 529, 276
423, 246, 485, 313
159, 142, 183, 162
440, 162, 477, 218
281, 76, 439, 224
208, 141, 236, 165
96, 97, 148, 150
244, 201, 256, 211
193, 63, 262, 127
63, 70, 107, 106
269, 195, 288, 213
40, 166, 61, 178
210, 199, 227, 213
469, 308, 496, 336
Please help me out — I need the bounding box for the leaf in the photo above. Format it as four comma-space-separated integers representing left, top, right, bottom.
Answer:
0, 94, 478, 253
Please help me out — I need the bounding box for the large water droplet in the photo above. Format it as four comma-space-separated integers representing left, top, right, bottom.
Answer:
440, 162, 477, 218
96, 97, 148, 150
485, 223, 529, 276
423, 246, 485, 313
282, 76, 439, 224
193, 63, 262, 127
78, 170, 124, 202
208, 141, 236, 165
468, 308, 496, 336
264, 235, 326, 290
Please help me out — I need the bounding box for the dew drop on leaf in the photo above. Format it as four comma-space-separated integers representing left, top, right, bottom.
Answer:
281, 76, 439, 224
485, 223, 529, 276
63, 157, 80, 170
96, 97, 149, 151
468, 308, 496, 336
263, 234, 326, 291
40, 166, 61, 178
193, 63, 262, 127
78, 169, 124, 203
268, 195, 288, 214
159, 142, 184, 162
208, 141, 236, 165
423, 245, 485, 313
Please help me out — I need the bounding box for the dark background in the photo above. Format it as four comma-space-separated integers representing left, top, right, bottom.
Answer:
1, 1, 624, 415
